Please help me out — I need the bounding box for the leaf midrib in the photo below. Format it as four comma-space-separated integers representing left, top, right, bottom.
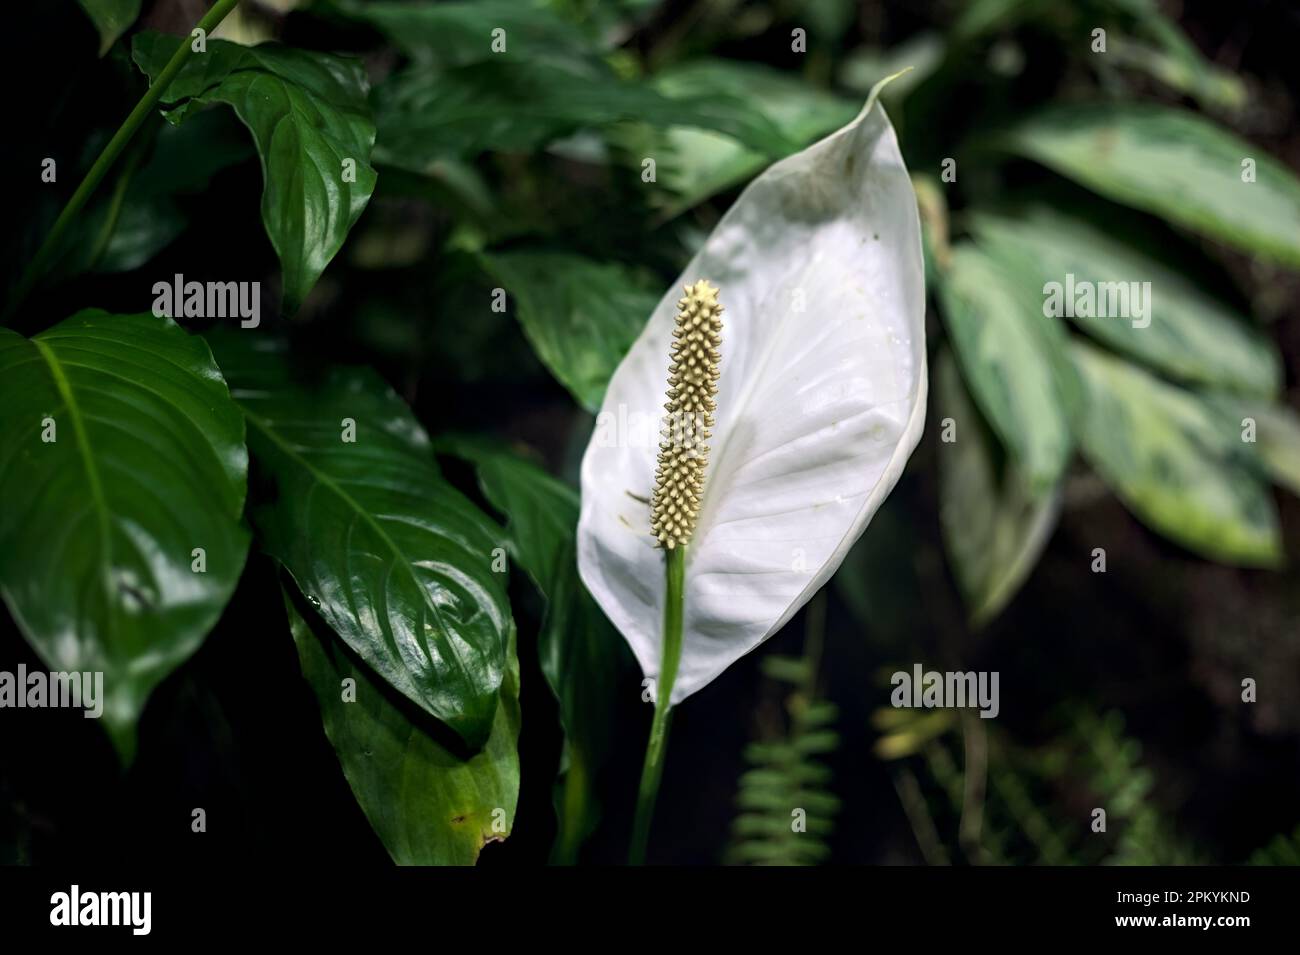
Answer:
239, 408, 472, 694
33, 338, 114, 642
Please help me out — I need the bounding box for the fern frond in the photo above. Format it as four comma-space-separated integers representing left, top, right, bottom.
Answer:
1063, 708, 1202, 866
880, 702, 1203, 865
725, 644, 840, 865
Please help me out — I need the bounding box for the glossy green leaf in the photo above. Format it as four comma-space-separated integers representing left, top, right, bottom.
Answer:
284, 587, 519, 865
373, 56, 791, 166
440, 438, 629, 863
936, 350, 1059, 627
1005, 104, 1300, 269
205, 330, 511, 750
936, 242, 1082, 488
479, 251, 661, 413
971, 207, 1281, 398
77, 0, 141, 55
0, 311, 249, 759
132, 32, 378, 311
1072, 342, 1281, 566
628, 59, 859, 217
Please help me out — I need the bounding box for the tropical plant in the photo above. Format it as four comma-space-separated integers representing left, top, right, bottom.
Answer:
903, 0, 1300, 622
2, 0, 1297, 867
725, 596, 841, 865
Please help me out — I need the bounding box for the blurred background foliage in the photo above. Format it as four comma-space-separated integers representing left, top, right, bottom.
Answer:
3, 0, 1299, 865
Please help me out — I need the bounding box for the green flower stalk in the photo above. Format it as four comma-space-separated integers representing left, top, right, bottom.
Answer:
630, 280, 723, 864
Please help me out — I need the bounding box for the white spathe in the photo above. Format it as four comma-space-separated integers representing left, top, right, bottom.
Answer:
577, 79, 927, 704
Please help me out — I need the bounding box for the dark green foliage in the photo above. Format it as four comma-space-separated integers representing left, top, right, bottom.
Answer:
132, 31, 378, 312
4, 0, 1298, 869
0, 311, 249, 761
726, 605, 841, 865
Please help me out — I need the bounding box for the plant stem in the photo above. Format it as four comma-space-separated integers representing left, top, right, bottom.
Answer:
87, 120, 158, 271
628, 545, 685, 865
3, 0, 241, 324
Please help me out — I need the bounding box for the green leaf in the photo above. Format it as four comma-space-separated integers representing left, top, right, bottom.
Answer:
625, 59, 859, 217
1071, 342, 1281, 566
970, 207, 1281, 398
1004, 104, 1300, 269
953, 0, 1246, 116
1247, 404, 1300, 500
936, 350, 1059, 627
1205, 398, 1300, 500
0, 311, 249, 759
345, 0, 769, 172
936, 242, 1082, 488
439, 438, 629, 864
479, 251, 661, 412
205, 331, 511, 750
1105, 0, 1246, 111
1106, 37, 1246, 113
329, 0, 597, 66
373, 56, 791, 166
77, 0, 141, 56
132, 32, 378, 311
284, 587, 519, 865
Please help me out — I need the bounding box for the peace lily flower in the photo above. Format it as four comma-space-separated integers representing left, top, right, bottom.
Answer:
576, 77, 926, 860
